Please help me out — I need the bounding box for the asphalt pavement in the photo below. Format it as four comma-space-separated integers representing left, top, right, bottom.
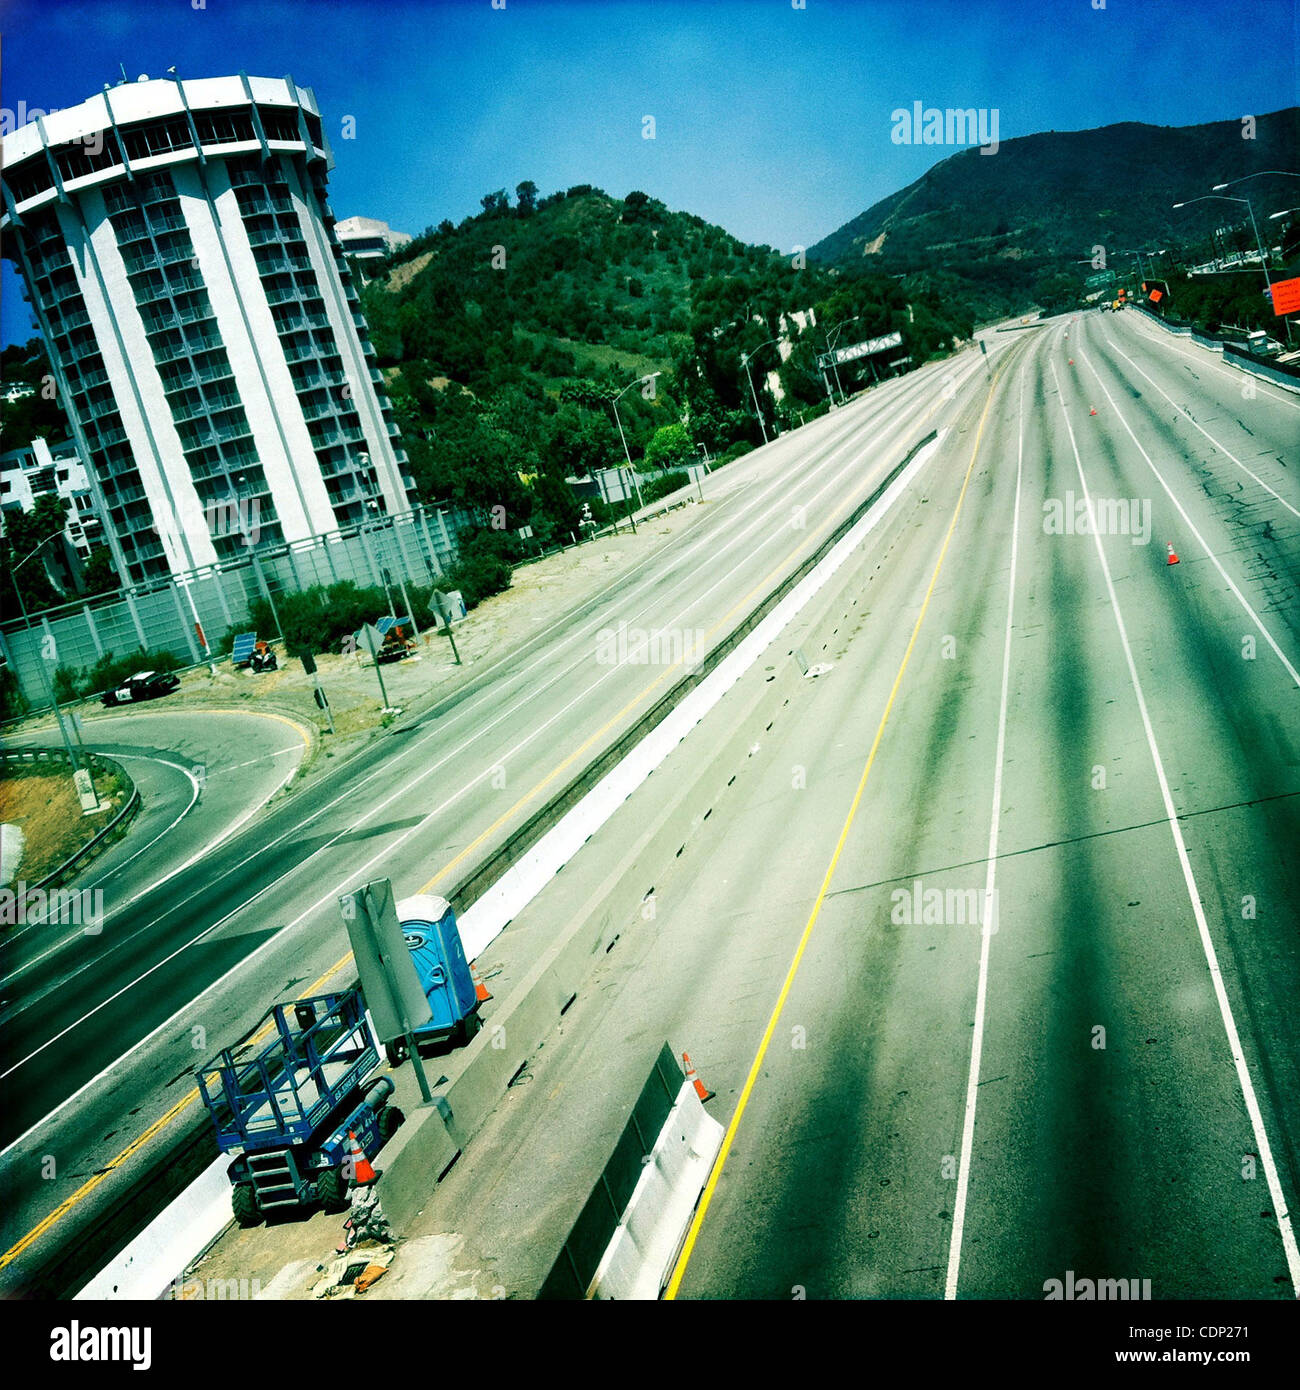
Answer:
300, 311, 1300, 1301
0, 331, 1006, 1294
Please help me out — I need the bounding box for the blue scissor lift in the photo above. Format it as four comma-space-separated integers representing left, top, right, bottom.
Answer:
196, 989, 404, 1225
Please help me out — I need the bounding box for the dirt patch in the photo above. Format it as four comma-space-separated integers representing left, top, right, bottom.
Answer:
0, 762, 126, 884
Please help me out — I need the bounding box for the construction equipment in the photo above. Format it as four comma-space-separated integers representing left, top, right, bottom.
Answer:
196, 990, 404, 1225
382, 895, 482, 1066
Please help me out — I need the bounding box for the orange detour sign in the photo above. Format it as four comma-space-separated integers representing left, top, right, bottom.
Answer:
1269, 276, 1300, 317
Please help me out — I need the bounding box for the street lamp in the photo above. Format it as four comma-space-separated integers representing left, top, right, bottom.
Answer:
9, 534, 81, 772
1268, 208, 1300, 220
825, 316, 861, 404
609, 372, 660, 533
692, 442, 710, 502
740, 337, 781, 444
1213, 173, 1300, 191
362, 497, 396, 620
235, 473, 283, 643
1173, 192, 1292, 345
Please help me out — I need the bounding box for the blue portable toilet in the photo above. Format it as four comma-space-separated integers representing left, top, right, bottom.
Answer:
389, 895, 481, 1062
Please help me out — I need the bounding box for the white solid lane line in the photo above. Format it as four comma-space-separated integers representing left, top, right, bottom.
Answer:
944, 347, 1030, 1300
1050, 357, 1300, 1296
1121, 311, 1300, 411
1077, 344, 1300, 689
1099, 333, 1300, 519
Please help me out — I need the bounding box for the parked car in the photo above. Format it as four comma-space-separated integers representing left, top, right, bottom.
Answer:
101, 670, 181, 707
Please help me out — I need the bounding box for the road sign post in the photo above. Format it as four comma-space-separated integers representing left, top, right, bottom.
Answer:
433, 590, 462, 665
339, 878, 434, 1103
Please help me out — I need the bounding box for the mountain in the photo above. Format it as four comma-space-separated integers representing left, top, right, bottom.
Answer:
808, 107, 1300, 318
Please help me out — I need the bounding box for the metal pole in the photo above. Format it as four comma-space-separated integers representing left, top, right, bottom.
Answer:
363, 627, 392, 709
611, 396, 645, 512
250, 551, 284, 643
743, 354, 769, 444
11, 567, 79, 772
1245, 197, 1291, 346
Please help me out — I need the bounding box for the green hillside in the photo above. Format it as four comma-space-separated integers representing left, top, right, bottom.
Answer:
361, 184, 974, 549
809, 108, 1300, 321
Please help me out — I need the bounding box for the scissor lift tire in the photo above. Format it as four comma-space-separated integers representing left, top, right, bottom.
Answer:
232, 1182, 260, 1228
316, 1167, 349, 1213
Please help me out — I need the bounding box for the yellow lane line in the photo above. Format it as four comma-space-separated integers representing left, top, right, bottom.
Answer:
663, 358, 1010, 1300
4, 374, 962, 1273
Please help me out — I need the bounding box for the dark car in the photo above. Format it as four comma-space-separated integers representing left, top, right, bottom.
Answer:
101, 670, 181, 707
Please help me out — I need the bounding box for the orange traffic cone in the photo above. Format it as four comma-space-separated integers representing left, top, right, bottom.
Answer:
346, 1130, 378, 1186
1166, 544, 1180, 566
1089, 405, 1097, 416
1068, 358, 1074, 365
471, 963, 492, 1003
682, 1052, 715, 1103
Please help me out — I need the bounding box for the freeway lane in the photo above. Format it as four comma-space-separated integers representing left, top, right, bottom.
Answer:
1, 709, 308, 1004
664, 312, 1298, 1298
0, 334, 1008, 1289
389, 312, 1295, 1300
158, 307, 1299, 1303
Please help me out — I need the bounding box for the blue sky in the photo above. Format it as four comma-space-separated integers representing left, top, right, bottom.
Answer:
2, 0, 1295, 345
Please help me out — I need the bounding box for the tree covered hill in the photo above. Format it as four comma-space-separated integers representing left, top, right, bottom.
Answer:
361, 183, 974, 548
809, 107, 1300, 321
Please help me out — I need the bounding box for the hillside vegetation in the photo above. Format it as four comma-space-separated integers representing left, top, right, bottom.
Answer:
361, 184, 974, 551
809, 108, 1300, 322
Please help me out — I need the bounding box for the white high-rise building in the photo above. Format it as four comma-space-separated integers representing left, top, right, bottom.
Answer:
1, 73, 416, 583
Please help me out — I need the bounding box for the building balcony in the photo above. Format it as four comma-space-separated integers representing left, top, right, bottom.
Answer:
275, 310, 330, 333
162, 362, 234, 393
256, 252, 313, 275
171, 391, 242, 423
152, 333, 221, 363
51, 308, 93, 334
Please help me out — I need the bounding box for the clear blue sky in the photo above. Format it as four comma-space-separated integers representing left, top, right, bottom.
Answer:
2, 0, 1295, 346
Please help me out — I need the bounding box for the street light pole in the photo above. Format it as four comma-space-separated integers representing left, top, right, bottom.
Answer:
1174, 192, 1292, 345
740, 337, 780, 444
609, 372, 661, 534
11, 537, 80, 772
825, 316, 861, 405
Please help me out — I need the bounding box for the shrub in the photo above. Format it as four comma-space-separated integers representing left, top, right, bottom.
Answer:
641, 470, 689, 505
0, 665, 27, 722
440, 529, 514, 608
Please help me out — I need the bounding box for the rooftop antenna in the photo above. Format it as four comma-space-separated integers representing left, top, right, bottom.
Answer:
117, 62, 128, 85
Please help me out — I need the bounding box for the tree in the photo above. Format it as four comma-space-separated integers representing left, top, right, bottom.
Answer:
480, 189, 510, 217
642, 422, 694, 472
515, 180, 538, 217
0, 492, 71, 613
80, 545, 120, 596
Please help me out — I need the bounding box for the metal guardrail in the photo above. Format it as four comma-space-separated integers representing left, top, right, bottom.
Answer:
0, 747, 140, 896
